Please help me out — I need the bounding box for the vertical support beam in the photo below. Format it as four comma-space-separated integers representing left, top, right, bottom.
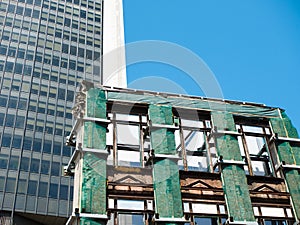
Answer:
81, 88, 108, 225
211, 112, 256, 223
148, 105, 184, 224
270, 110, 300, 220
178, 118, 188, 171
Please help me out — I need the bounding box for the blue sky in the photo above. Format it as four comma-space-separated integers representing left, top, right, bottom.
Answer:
123, 1, 300, 131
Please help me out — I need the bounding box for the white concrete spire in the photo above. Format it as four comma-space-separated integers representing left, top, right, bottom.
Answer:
102, 0, 127, 88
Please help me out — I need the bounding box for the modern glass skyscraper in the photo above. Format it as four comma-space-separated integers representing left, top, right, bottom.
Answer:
0, 0, 126, 224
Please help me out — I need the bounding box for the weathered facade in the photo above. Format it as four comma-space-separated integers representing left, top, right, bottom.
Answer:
65, 81, 300, 225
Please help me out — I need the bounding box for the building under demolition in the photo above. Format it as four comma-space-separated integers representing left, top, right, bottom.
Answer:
65, 81, 300, 225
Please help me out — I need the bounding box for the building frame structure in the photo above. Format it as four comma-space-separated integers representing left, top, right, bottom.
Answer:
65, 81, 300, 225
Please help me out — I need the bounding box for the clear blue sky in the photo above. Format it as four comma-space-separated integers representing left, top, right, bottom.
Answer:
123, 1, 300, 131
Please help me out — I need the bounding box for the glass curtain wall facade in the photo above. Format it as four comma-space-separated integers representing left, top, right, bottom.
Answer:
0, 0, 102, 222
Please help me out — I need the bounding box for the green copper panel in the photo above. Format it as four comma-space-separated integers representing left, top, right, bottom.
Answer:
270, 111, 300, 220
149, 104, 183, 223
211, 112, 255, 222
81, 153, 107, 214
149, 104, 173, 125
83, 122, 107, 150
211, 112, 243, 161
107, 91, 279, 117
86, 88, 106, 118
281, 112, 299, 139
215, 135, 242, 161
151, 129, 176, 155
285, 170, 300, 219
80, 218, 106, 225
211, 111, 236, 131
153, 159, 183, 218
221, 165, 256, 221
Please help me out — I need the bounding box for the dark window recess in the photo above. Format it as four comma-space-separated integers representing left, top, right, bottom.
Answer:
7, 4, 16, 13
23, 136, 32, 150
9, 156, 19, 170
80, 10, 86, 19
42, 72, 49, 80
14, 63, 23, 74
70, 46, 77, 56
58, 88, 66, 100
0, 154, 8, 169
0, 177, 4, 191
49, 183, 58, 199
51, 162, 60, 176
16, 6, 24, 15
59, 185, 69, 200
64, 18, 71, 27
0, 96, 7, 107
33, 70, 40, 78
8, 48, 16, 57
32, 139, 42, 152
5, 62, 14, 72
0, 46, 8, 55
70, 186, 73, 201
6, 177, 16, 193
78, 48, 84, 57
55, 128, 63, 136
15, 116, 25, 129
53, 142, 61, 155
18, 99, 27, 110
28, 180, 38, 195
86, 50, 93, 60
5, 114, 15, 127
77, 65, 84, 72
17, 179, 27, 194
66, 112, 72, 119
24, 8, 32, 17
0, 113, 4, 126
52, 56, 60, 66
45, 126, 53, 134
30, 158, 40, 173
17, 49, 25, 59
24, 65, 32, 76
32, 10, 40, 18
69, 60, 76, 70
41, 160, 50, 174
56, 110, 64, 117
43, 140, 52, 154
20, 157, 29, 171
8, 97, 18, 108
12, 135, 22, 148
63, 146, 71, 157
55, 31, 62, 38
47, 108, 55, 116
1, 133, 11, 147
38, 182, 48, 197
62, 44, 69, 54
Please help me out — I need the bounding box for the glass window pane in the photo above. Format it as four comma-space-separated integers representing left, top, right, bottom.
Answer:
30, 158, 40, 173
17, 179, 27, 194
9, 156, 19, 170
51, 162, 60, 176
6, 177, 16, 193
1, 133, 12, 147
28, 180, 38, 195
0, 154, 8, 169
39, 182, 48, 197
41, 160, 50, 174
59, 185, 68, 200
49, 183, 58, 198
20, 157, 29, 171
12, 135, 22, 148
